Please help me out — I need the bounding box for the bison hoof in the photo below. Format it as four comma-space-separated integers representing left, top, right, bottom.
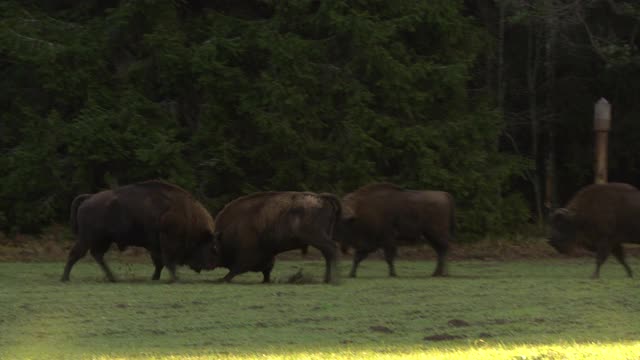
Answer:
60, 276, 70, 282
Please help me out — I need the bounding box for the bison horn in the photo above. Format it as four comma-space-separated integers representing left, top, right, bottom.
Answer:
550, 208, 575, 223
341, 205, 356, 219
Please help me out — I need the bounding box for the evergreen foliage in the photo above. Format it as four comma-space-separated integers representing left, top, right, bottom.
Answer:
1, 0, 546, 237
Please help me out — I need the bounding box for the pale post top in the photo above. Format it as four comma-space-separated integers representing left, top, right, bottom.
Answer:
594, 97, 611, 131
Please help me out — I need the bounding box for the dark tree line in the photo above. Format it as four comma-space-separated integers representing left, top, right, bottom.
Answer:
469, 0, 640, 221
1, 0, 638, 239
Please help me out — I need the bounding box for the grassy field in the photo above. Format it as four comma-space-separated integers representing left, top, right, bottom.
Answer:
1, 256, 639, 360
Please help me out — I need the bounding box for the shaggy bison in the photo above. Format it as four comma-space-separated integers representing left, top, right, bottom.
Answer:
549, 182, 640, 278
62, 180, 217, 282
337, 183, 455, 278
212, 192, 341, 283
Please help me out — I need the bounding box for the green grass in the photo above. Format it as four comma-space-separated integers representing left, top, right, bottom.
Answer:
1, 257, 639, 359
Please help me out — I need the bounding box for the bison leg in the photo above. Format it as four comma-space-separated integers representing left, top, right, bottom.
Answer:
61, 242, 89, 282
383, 246, 397, 277
306, 234, 338, 283
90, 249, 116, 282
158, 240, 178, 283
164, 262, 177, 283
302, 244, 337, 283
222, 268, 242, 283
320, 249, 337, 284
308, 241, 337, 283
611, 245, 633, 278
150, 251, 163, 280
262, 257, 275, 283
349, 249, 371, 278
429, 238, 449, 277
592, 243, 611, 279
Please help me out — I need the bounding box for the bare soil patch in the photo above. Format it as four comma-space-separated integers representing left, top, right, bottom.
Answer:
369, 325, 394, 334
3, 224, 640, 262
448, 319, 471, 327
424, 333, 465, 341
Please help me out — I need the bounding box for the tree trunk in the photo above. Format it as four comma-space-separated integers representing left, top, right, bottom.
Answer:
544, 0, 558, 213
527, 16, 543, 226
497, 0, 506, 111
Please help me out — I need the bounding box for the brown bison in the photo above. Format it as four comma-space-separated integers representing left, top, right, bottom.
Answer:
212, 192, 341, 283
336, 183, 455, 278
549, 182, 640, 278
62, 180, 217, 282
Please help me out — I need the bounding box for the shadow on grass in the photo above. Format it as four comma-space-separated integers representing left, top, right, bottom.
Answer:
60, 272, 331, 285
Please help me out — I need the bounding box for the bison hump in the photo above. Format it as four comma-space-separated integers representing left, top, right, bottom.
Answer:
134, 180, 192, 196
352, 182, 404, 195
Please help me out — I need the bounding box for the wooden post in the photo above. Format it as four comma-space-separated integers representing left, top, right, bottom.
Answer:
593, 98, 611, 184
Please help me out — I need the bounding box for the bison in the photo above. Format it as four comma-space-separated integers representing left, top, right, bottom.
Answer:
336, 183, 455, 278
548, 182, 640, 278
62, 180, 217, 282
212, 191, 341, 283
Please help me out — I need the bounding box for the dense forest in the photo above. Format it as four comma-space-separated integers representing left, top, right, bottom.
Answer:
1, 0, 639, 239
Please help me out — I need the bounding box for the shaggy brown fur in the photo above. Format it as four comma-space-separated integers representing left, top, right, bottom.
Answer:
213, 191, 340, 283
549, 182, 640, 278
62, 180, 216, 282
337, 182, 455, 278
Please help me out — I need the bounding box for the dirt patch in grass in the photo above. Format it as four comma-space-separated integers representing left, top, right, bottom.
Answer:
369, 325, 394, 334
424, 333, 466, 341
278, 268, 318, 284
4, 224, 640, 262
448, 319, 471, 327
290, 316, 338, 324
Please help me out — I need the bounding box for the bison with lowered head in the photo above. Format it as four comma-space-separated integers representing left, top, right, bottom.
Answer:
549, 182, 640, 278
62, 180, 217, 282
336, 183, 455, 278
212, 192, 341, 283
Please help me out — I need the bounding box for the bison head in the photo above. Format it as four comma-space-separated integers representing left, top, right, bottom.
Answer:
335, 211, 373, 255
186, 231, 219, 273
333, 213, 357, 255
548, 208, 577, 254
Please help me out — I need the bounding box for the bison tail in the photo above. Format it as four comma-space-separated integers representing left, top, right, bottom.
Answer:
319, 193, 342, 219
70, 194, 92, 235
